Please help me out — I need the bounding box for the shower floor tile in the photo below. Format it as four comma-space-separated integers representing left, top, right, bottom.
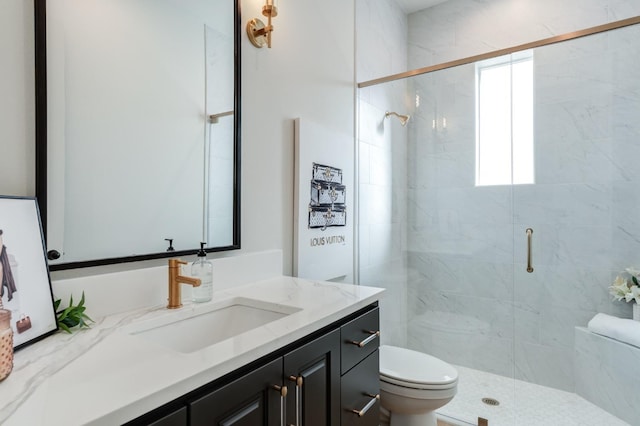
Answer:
437, 365, 630, 426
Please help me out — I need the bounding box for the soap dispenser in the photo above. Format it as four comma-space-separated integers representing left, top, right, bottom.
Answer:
191, 242, 213, 303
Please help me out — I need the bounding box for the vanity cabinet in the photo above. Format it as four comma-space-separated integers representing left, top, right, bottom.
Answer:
126, 304, 379, 426
190, 358, 283, 425
147, 408, 187, 426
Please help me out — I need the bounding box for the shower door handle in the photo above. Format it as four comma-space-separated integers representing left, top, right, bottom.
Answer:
526, 228, 534, 273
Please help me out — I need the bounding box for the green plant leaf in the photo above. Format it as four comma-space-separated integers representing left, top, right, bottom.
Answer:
58, 322, 72, 334
55, 292, 94, 333
57, 308, 69, 322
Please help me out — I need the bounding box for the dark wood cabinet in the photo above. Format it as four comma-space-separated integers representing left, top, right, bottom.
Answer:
126, 304, 379, 426
340, 307, 380, 374
190, 358, 283, 426
340, 307, 381, 426
147, 407, 187, 426
340, 350, 380, 426
283, 328, 341, 426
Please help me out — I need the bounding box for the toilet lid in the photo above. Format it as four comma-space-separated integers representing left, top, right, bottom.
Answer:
379, 345, 458, 387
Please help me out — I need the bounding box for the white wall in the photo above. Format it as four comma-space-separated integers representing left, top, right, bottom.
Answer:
241, 0, 355, 276
0, 0, 356, 278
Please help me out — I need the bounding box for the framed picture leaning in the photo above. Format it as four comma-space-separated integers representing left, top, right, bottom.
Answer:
0, 196, 57, 350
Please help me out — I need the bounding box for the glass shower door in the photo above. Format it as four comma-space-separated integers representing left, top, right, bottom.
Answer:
403, 60, 518, 425
510, 23, 640, 426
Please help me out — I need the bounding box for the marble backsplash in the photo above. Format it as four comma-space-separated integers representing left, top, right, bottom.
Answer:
51, 250, 283, 319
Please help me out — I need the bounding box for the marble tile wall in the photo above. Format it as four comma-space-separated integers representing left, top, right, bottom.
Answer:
407, 0, 640, 71
356, 0, 410, 347
404, 2, 640, 394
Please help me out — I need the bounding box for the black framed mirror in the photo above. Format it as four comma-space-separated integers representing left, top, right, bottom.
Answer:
34, 0, 241, 270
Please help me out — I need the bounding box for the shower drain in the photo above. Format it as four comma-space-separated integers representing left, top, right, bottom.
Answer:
482, 397, 500, 406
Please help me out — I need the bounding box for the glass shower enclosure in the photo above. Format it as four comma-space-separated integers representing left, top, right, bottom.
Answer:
358, 18, 640, 426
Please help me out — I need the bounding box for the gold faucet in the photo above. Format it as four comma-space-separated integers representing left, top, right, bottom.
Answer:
167, 259, 201, 309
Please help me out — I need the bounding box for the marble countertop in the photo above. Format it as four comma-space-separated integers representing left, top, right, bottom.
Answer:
0, 276, 383, 426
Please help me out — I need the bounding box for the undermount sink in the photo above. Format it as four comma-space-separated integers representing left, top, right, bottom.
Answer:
125, 297, 301, 353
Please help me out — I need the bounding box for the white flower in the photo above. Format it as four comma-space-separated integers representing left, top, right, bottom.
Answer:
625, 267, 640, 278
609, 267, 640, 305
609, 275, 630, 301
624, 285, 640, 304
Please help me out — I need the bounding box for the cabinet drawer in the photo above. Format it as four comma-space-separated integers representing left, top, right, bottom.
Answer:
340, 307, 379, 374
341, 350, 380, 426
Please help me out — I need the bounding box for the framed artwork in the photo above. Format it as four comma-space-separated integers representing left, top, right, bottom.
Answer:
0, 196, 58, 350
293, 118, 354, 281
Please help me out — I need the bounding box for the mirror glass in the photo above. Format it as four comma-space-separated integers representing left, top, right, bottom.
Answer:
37, 0, 240, 269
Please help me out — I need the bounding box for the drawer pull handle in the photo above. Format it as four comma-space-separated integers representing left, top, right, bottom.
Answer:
271, 385, 287, 426
272, 384, 288, 397
351, 393, 380, 417
288, 376, 303, 426
350, 330, 380, 348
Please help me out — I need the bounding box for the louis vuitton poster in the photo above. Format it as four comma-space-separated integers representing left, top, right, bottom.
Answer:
293, 118, 353, 281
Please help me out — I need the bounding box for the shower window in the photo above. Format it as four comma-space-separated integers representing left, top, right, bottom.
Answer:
475, 50, 534, 186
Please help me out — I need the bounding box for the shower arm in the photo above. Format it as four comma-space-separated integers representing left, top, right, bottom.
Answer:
385, 111, 410, 126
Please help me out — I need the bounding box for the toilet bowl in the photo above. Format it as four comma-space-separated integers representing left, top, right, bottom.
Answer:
379, 345, 458, 426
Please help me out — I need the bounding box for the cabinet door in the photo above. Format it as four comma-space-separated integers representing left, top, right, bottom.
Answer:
190, 358, 284, 426
283, 329, 340, 426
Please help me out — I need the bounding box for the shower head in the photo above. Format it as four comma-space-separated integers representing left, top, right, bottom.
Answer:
385, 111, 411, 126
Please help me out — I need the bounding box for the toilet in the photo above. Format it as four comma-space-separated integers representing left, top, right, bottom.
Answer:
379, 345, 458, 426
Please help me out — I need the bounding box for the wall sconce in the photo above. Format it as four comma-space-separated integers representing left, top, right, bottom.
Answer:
247, 0, 278, 48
